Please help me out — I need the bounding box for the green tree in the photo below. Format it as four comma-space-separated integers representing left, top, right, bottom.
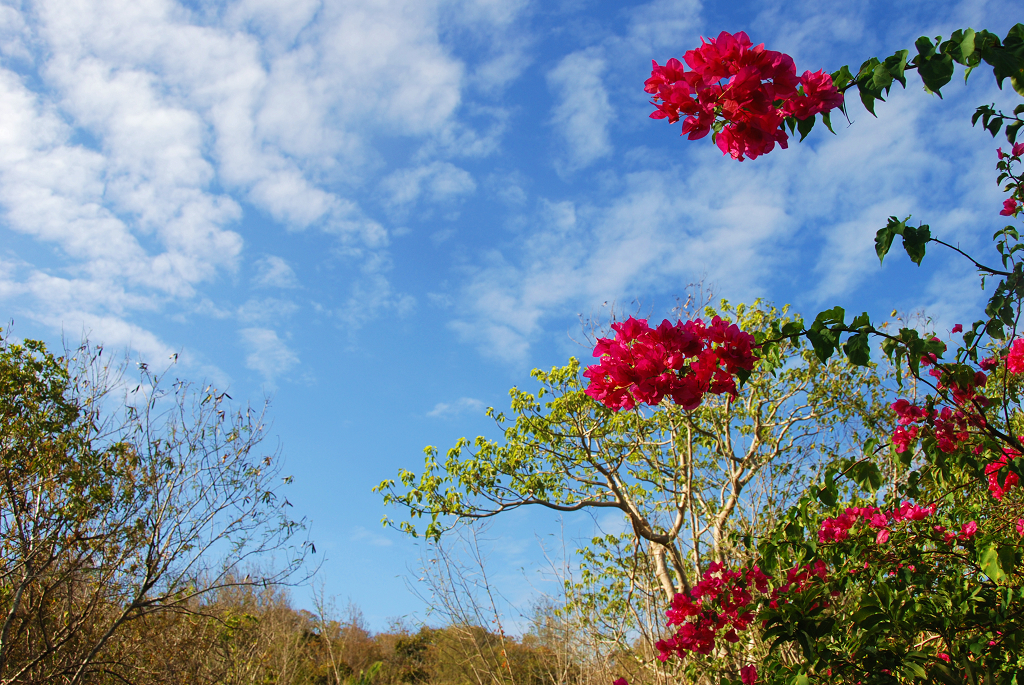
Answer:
0, 330, 307, 685
377, 301, 891, 667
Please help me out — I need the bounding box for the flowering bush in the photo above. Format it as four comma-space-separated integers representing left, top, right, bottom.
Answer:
598, 23, 1024, 685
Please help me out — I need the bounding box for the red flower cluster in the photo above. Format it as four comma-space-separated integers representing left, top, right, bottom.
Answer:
656, 562, 769, 661
1008, 339, 1024, 374
887, 340, 1024, 501
890, 398, 975, 454
765, 561, 835, 611
644, 31, 844, 160
818, 502, 938, 546
888, 374, 983, 454
986, 445, 1020, 500
998, 146, 1022, 215
583, 316, 757, 411
958, 521, 979, 540
818, 505, 888, 543
998, 142, 1024, 159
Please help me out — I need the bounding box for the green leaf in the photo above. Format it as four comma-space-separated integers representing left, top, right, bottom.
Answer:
981, 543, 1008, 582
973, 104, 994, 126
806, 325, 838, 362
831, 65, 855, 90
931, 663, 962, 685
781, 320, 805, 337
815, 306, 846, 326
999, 544, 1017, 576
858, 84, 879, 115
796, 114, 815, 142
884, 49, 910, 87
901, 661, 929, 680
915, 35, 938, 59
902, 224, 931, 265
871, 61, 894, 92
1007, 120, 1023, 144
821, 111, 836, 134
875, 216, 907, 263
816, 483, 837, 507
979, 24, 1024, 95
850, 461, 884, 493
958, 28, 977, 63
914, 36, 955, 95
942, 28, 978, 68
844, 331, 871, 366
850, 311, 871, 328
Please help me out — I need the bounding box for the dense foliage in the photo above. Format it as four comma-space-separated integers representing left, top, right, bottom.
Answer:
626, 22, 1024, 685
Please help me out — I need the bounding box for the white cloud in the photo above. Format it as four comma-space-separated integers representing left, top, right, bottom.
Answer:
485, 168, 528, 206
547, 48, 613, 173
239, 327, 300, 380
449, 159, 795, 362
0, 3, 31, 62
237, 297, 299, 324
381, 161, 477, 210
336, 272, 417, 329
426, 396, 486, 418
444, 0, 533, 96
223, 0, 321, 52
253, 255, 300, 288
0, 0, 516, 365
54, 312, 178, 363
0, 64, 241, 300
622, 0, 701, 54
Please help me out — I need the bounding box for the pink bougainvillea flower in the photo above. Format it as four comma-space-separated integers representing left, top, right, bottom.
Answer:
784, 69, 845, 119
952, 324, 963, 333
890, 501, 936, 522
1008, 339, 1024, 373
1002, 198, 1020, 216
980, 356, 999, 371
584, 315, 757, 412
646, 31, 843, 160
1016, 518, 1024, 536
891, 399, 927, 425
1014, 142, 1024, 156
891, 425, 919, 453
986, 448, 1020, 500
875, 528, 891, 544
613, 679, 629, 685
741, 665, 758, 685
958, 521, 979, 540
937, 653, 951, 663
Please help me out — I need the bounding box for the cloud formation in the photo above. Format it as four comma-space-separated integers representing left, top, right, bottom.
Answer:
427, 396, 486, 418
239, 327, 300, 381
548, 48, 614, 173
0, 0, 523, 375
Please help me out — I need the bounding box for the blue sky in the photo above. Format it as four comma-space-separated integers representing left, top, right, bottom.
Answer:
0, 0, 1020, 628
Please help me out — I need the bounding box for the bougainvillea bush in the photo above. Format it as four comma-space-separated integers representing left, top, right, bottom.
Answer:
589, 24, 1024, 685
